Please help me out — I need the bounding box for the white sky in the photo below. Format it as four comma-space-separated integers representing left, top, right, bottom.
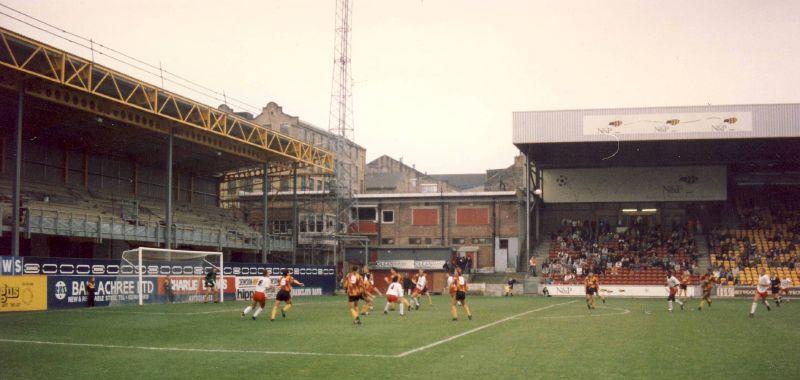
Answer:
2, 0, 799, 174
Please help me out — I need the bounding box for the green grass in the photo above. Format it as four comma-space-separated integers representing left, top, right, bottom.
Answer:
0, 296, 798, 379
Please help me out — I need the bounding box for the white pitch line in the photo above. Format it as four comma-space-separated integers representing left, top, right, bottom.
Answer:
19, 300, 345, 316
528, 306, 631, 320
0, 338, 393, 358
395, 300, 577, 358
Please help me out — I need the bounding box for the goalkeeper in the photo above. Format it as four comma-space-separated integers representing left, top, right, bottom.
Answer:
203, 268, 219, 303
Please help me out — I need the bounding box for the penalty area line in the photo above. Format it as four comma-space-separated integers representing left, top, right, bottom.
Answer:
0, 338, 393, 358
395, 300, 577, 358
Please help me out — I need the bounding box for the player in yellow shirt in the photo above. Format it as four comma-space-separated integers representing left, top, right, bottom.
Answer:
584, 271, 604, 310
678, 270, 691, 303
270, 269, 304, 321
448, 268, 472, 321
698, 269, 716, 311
344, 265, 366, 325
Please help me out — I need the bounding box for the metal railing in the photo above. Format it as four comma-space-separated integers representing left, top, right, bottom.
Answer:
0, 205, 292, 251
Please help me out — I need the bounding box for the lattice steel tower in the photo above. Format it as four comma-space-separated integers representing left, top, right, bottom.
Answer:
328, 0, 359, 244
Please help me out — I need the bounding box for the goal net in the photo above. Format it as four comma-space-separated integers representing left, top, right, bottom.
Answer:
119, 247, 224, 306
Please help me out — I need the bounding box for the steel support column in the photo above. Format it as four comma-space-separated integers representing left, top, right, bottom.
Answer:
524, 154, 531, 269
261, 161, 269, 263
11, 86, 24, 256
535, 168, 542, 242
165, 129, 173, 250
291, 163, 298, 264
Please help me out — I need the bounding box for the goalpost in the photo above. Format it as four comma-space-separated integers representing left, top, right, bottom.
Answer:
121, 247, 224, 306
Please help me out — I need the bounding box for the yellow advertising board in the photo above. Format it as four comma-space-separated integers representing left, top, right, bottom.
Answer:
0, 275, 47, 312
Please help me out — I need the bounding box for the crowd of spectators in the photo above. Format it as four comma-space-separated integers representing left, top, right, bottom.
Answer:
709, 201, 800, 283
542, 218, 699, 282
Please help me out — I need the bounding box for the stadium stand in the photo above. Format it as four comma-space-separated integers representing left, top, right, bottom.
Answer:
0, 177, 286, 253
542, 218, 700, 285
708, 191, 800, 286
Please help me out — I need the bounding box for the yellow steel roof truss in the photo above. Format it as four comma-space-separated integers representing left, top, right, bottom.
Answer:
0, 26, 334, 173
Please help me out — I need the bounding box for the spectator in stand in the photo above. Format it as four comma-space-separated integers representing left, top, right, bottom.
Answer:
465, 255, 473, 274
529, 256, 537, 276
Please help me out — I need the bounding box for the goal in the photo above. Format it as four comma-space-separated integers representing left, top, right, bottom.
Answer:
121, 247, 224, 305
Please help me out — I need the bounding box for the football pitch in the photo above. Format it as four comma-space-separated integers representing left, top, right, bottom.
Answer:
1, 295, 798, 379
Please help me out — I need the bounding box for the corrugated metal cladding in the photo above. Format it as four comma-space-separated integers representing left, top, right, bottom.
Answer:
513, 103, 800, 144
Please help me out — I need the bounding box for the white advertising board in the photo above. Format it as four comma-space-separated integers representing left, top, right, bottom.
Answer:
539, 284, 702, 298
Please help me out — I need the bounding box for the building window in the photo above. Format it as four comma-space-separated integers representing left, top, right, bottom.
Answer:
409, 237, 422, 245
381, 210, 394, 224
381, 238, 395, 245
271, 220, 293, 234
420, 183, 438, 193
325, 214, 335, 232
432, 238, 443, 245
280, 123, 290, 134
472, 237, 492, 245
316, 216, 324, 232
352, 206, 377, 222
309, 178, 315, 191
317, 180, 323, 191
452, 238, 465, 245
280, 179, 290, 191
424, 237, 433, 245
300, 176, 307, 190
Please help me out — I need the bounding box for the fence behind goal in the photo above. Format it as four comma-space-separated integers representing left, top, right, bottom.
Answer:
6, 255, 336, 310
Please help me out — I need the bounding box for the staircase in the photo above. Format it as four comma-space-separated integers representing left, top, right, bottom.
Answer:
694, 234, 711, 271
533, 240, 552, 264
467, 240, 552, 296
524, 240, 552, 294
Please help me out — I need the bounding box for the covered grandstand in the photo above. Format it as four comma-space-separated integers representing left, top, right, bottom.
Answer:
0, 26, 334, 261
514, 103, 800, 288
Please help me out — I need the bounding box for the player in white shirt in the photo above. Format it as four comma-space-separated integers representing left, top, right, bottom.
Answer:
383, 275, 411, 316
779, 277, 792, 303
411, 269, 432, 310
749, 268, 772, 318
666, 272, 685, 312
241, 269, 272, 320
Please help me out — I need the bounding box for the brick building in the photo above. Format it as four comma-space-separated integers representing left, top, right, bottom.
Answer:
347, 191, 524, 272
